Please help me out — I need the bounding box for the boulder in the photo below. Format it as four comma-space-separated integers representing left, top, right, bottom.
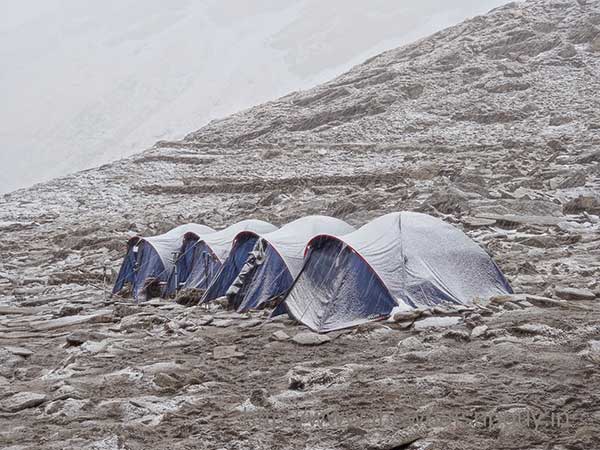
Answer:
271, 330, 290, 341
3, 346, 33, 357
287, 366, 351, 390
0, 392, 47, 412
554, 287, 596, 301
291, 332, 331, 346
397, 336, 427, 351
471, 325, 489, 339
413, 316, 461, 331
119, 313, 166, 331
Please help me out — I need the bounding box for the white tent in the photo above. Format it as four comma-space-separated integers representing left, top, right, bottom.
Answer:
144, 223, 216, 273
230, 215, 356, 312
113, 223, 215, 300
284, 212, 513, 332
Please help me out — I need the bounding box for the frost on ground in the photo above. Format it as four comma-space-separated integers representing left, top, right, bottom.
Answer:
1, 0, 600, 448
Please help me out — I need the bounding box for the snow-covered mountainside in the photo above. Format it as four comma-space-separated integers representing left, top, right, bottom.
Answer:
1, 1, 600, 448
0, 0, 509, 193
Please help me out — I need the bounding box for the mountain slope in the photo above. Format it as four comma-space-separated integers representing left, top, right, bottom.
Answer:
0, 0, 508, 193
1, 1, 600, 448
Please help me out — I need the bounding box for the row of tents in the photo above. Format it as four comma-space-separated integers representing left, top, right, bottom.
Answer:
113, 213, 513, 332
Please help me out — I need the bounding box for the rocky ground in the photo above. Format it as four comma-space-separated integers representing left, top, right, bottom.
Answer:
1, 0, 600, 448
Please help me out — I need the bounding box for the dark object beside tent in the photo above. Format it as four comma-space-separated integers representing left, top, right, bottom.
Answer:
282, 212, 513, 332
112, 224, 215, 301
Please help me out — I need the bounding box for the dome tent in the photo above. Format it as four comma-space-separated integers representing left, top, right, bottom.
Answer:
200, 230, 267, 303
164, 219, 278, 296
113, 223, 215, 300
226, 216, 356, 312
282, 212, 513, 333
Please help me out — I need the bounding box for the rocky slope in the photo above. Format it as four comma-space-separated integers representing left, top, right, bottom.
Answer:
1, 0, 600, 448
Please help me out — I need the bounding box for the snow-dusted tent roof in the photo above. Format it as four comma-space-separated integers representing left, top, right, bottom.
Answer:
251, 215, 355, 279
113, 223, 215, 300
283, 212, 513, 332
164, 220, 278, 296
229, 215, 355, 312
196, 219, 278, 263
140, 223, 216, 273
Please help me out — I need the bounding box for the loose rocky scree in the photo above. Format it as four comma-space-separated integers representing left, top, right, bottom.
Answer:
1, 0, 600, 448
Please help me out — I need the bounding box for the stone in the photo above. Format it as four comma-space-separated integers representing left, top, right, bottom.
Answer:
213, 345, 244, 359
524, 294, 567, 308
490, 294, 527, 304
413, 316, 460, 331
238, 319, 262, 329
563, 195, 600, 215
3, 346, 33, 357
32, 310, 113, 331
394, 321, 414, 330
291, 332, 332, 346
44, 398, 87, 417
513, 324, 562, 338
462, 217, 497, 227
65, 332, 91, 346
397, 336, 426, 351
474, 214, 564, 227
120, 313, 166, 331
249, 389, 271, 408
390, 309, 422, 322
272, 330, 290, 341
55, 303, 83, 317
211, 319, 235, 328
81, 340, 108, 354
502, 301, 523, 311
554, 287, 596, 301
0, 392, 47, 412
153, 372, 182, 389
287, 366, 351, 390
471, 325, 489, 339
442, 329, 470, 341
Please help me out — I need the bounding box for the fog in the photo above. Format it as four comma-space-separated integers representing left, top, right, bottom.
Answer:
0, 0, 509, 193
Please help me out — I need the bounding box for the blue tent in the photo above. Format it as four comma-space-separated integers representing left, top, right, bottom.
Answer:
225, 216, 355, 312
282, 212, 513, 332
163, 220, 277, 296
112, 223, 215, 300
201, 231, 262, 303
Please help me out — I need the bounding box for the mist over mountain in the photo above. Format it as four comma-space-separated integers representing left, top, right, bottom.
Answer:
0, 0, 508, 193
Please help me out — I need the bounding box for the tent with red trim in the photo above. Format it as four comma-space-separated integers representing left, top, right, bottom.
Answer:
282, 212, 513, 332
226, 215, 355, 312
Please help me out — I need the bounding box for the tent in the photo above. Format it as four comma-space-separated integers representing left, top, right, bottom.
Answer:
225, 216, 356, 312
282, 212, 513, 333
112, 223, 215, 300
164, 219, 278, 296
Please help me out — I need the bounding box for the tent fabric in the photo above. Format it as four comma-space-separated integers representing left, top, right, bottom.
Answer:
283, 212, 513, 333
164, 219, 277, 296
163, 236, 205, 296
228, 215, 356, 312
227, 239, 295, 311
112, 237, 141, 295
198, 220, 278, 263
112, 223, 215, 300
180, 241, 221, 291
201, 232, 261, 303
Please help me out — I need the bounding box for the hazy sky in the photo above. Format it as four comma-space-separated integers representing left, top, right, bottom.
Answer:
0, 0, 510, 194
